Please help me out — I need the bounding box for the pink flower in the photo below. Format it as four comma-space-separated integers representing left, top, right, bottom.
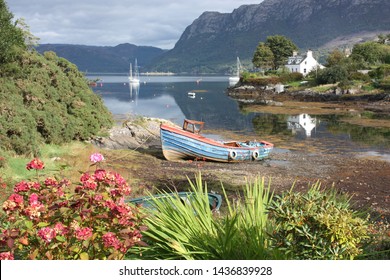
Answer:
102, 232, 121, 249
37, 227, 56, 243
29, 193, 39, 206
0, 252, 14, 260
74, 227, 93, 240
2, 194, 24, 213
89, 153, 104, 163
24, 203, 45, 220
26, 158, 45, 171
54, 222, 68, 235
14, 181, 29, 193
94, 169, 106, 181
44, 177, 58, 187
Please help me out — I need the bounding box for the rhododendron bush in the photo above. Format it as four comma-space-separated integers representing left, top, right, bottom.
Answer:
0, 154, 144, 260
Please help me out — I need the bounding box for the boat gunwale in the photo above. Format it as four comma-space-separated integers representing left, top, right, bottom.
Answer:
160, 123, 274, 150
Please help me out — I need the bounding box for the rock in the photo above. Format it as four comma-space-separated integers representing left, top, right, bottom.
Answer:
90, 117, 173, 150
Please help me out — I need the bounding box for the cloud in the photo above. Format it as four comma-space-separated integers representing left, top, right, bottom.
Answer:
7, 0, 263, 48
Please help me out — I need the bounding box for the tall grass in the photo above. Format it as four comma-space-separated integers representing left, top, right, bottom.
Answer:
131, 173, 279, 260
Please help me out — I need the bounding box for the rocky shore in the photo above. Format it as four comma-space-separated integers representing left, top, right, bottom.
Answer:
91, 115, 390, 220
227, 83, 390, 112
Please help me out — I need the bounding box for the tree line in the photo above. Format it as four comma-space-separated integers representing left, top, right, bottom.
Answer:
251, 34, 390, 89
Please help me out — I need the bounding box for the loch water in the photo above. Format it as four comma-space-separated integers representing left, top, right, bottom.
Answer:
89, 74, 390, 161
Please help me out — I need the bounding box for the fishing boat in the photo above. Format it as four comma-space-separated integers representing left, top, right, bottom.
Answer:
127, 192, 222, 211
128, 59, 140, 84
160, 119, 274, 162
229, 57, 241, 86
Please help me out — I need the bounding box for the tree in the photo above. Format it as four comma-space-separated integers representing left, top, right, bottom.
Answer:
15, 17, 40, 50
351, 42, 387, 66
264, 35, 297, 70
252, 42, 274, 71
0, 0, 25, 63
326, 49, 347, 67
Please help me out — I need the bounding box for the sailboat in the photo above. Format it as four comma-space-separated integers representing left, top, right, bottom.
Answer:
229, 57, 241, 86
128, 59, 140, 84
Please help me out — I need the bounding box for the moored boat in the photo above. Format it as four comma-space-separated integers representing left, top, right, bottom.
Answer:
160, 119, 273, 162
126, 192, 222, 212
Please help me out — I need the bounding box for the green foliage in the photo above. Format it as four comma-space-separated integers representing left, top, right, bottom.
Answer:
252, 42, 274, 70
326, 49, 347, 67
351, 42, 390, 67
0, 0, 25, 63
135, 174, 277, 260
0, 49, 113, 154
264, 35, 298, 70
268, 183, 370, 260
316, 65, 349, 84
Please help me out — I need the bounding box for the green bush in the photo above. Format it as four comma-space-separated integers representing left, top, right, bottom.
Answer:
133, 174, 278, 260
267, 183, 370, 260
0, 50, 113, 154
316, 65, 349, 84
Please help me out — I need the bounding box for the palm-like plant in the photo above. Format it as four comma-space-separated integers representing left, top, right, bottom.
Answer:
131, 173, 278, 260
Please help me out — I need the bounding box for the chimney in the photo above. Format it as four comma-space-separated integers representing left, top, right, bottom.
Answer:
307, 50, 313, 57
293, 51, 298, 56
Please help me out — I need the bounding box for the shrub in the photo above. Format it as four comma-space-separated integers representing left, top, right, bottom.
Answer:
0, 154, 144, 260
136, 175, 277, 260
316, 65, 349, 84
267, 183, 370, 260
0, 50, 113, 155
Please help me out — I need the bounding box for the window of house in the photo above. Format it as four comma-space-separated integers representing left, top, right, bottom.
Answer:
304, 69, 307, 73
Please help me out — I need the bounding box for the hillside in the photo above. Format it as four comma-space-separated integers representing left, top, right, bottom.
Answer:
151, 0, 390, 73
36, 43, 166, 73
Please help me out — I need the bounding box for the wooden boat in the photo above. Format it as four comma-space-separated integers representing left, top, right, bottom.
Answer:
160, 119, 274, 162
126, 192, 222, 211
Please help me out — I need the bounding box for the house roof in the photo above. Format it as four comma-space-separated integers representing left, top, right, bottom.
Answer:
286, 54, 307, 66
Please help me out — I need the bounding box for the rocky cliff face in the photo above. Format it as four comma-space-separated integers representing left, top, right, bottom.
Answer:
153, 0, 390, 73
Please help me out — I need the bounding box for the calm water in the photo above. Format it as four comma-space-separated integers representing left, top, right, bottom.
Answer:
89, 74, 390, 160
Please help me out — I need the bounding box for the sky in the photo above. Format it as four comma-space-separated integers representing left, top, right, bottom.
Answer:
7, 0, 263, 49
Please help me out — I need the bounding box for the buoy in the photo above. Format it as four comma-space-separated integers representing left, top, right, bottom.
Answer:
229, 150, 238, 160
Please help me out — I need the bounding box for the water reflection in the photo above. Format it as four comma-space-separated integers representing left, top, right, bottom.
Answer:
91, 75, 390, 158
129, 83, 139, 104
287, 114, 317, 137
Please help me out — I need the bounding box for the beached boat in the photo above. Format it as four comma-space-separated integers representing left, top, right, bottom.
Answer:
127, 192, 222, 211
160, 119, 274, 162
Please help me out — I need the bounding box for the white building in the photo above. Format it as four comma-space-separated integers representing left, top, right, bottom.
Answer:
285, 50, 324, 76
287, 114, 317, 137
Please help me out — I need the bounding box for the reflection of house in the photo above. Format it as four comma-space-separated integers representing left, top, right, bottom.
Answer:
285, 50, 324, 76
287, 114, 317, 137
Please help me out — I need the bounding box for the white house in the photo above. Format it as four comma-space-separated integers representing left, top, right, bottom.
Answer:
285, 50, 324, 76
287, 114, 317, 137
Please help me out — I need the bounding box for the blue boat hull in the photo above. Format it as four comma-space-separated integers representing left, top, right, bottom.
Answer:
160, 123, 273, 162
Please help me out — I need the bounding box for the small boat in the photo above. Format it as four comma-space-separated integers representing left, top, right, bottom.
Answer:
128, 59, 140, 84
160, 119, 274, 162
126, 192, 222, 211
188, 92, 196, 98
229, 57, 241, 86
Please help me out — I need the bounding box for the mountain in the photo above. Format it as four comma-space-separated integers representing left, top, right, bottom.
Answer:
35, 43, 166, 73
35, 0, 390, 74
151, 0, 390, 73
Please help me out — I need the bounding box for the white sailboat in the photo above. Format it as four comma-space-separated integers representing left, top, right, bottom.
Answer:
229, 57, 241, 86
128, 59, 140, 84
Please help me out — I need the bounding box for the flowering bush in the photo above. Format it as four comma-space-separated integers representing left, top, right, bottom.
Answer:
0, 155, 144, 260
